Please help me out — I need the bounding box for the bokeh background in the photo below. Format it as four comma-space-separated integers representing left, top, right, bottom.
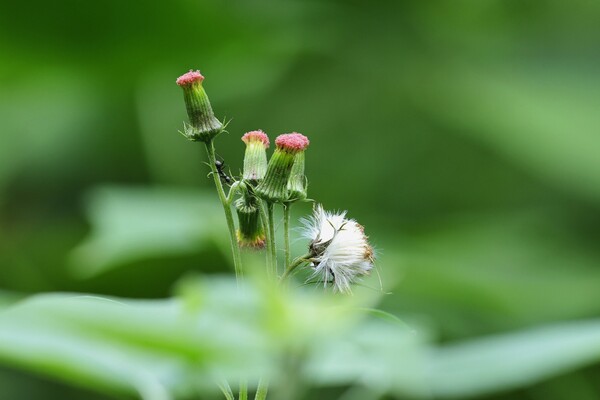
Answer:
1, 0, 600, 398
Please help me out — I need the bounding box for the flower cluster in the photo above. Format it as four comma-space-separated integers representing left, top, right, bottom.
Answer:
176, 69, 376, 292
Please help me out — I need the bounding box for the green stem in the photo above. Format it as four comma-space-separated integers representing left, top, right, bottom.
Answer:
217, 380, 235, 400
281, 253, 311, 281
254, 378, 269, 400
283, 203, 291, 272
258, 200, 272, 277
205, 140, 243, 280
226, 181, 242, 205
239, 378, 248, 400
267, 202, 277, 276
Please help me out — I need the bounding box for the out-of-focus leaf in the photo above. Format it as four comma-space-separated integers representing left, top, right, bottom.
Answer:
309, 316, 600, 399
306, 319, 428, 398
0, 276, 401, 399
69, 186, 228, 278
4, 276, 600, 399
416, 64, 600, 202
0, 70, 98, 196
384, 211, 600, 334
429, 320, 600, 398
0, 290, 263, 399
0, 291, 22, 309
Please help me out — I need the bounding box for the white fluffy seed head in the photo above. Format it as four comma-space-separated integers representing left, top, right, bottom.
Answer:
301, 204, 375, 293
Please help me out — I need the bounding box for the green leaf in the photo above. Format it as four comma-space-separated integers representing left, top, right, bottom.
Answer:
429, 320, 600, 398
0, 71, 98, 197
4, 277, 600, 399
305, 319, 428, 398
69, 186, 228, 278
417, 64, 600, 202
0, 291, 22, 310
0, 277, 404, 399
386, 211, 600, 332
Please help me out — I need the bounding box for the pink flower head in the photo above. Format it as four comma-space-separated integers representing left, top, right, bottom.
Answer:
176, 70, 205, 86
242, 130, 270, 148
275, 133, 310, 153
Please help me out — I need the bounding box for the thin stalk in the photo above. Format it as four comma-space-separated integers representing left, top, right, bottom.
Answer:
226, 181, 242, 205
283, 203, 291, 272
281, 253, 311, 281
205, 140, 243, 280
239, 379, 248, 400
271, 354, 302, 400
258, 200, 272, 277
267, 202, 277, 275
254, 378, 269, 400
217, 380, 235, 400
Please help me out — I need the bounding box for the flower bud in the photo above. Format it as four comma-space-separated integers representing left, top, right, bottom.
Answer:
241, 130, 270, 183
287, 151, 307, 202
235, 195, 266, 249
255, 133, 310, 203
176, 70, 224, 142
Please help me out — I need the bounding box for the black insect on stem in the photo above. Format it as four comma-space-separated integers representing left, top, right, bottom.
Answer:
215, 159, 234, 186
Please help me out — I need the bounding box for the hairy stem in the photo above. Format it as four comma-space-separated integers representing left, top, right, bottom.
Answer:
205, 140, 243, 280
267, 202, 277, 276
258, 200, 272, 277
283, 203, 291, 272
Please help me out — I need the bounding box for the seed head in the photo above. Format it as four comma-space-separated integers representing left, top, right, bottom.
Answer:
302, 204, 375, 293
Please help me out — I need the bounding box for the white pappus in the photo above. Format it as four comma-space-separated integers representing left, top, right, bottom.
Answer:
301, 204, 375, 293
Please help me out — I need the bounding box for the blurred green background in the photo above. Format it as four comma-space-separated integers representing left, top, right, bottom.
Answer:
1, 0, 600, 399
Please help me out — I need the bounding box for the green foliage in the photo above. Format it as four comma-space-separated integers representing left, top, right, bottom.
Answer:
411, 65, 600, 201
2, 279, 600, 399
429, 320, 600, 398
384, 211, 600, 335
70, 187, 227, 278
0, 277, 389, 399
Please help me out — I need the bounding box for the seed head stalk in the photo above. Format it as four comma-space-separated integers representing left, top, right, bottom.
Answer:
205, 140, 243, 280
281, 253, 311, 281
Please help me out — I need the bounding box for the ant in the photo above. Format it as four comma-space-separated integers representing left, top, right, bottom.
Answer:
214, 159, 233, 186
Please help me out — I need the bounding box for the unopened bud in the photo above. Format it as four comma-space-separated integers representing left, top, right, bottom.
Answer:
255, 133, 309, 203
235, 195, 266, 249
287, 151, 307, 202
176, 70, 224, 142
241, 130, 270, 183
